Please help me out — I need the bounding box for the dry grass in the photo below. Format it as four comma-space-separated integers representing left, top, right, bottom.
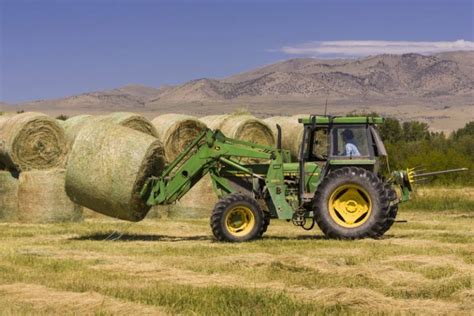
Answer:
0, 190, 472, 315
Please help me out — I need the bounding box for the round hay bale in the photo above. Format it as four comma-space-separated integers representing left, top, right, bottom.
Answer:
264, 116, 303, 159
151, 114, 207, 162
0, 112, 68, 171
65, 121, 165, 221
61, 115, 94, 148
17, 169, 82, 223
201, 114, 275, 146
146, 204, 211, 220
175, 176, 217, 217
0, 171, 18, 222
180, 114, 275, 212
96, 112, 158, 137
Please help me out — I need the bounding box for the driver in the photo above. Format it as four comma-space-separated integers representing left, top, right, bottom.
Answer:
342, 129, 361, 157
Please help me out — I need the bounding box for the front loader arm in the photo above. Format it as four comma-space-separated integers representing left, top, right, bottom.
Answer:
140, 128, 279, 206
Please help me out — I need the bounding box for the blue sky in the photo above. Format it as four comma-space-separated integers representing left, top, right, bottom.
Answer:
1, 0, 473, 103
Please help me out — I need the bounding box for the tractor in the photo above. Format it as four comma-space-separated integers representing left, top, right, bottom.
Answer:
141, 115, 465, 242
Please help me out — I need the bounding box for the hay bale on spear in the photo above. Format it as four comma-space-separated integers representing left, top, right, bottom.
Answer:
0, 171, 18, 222
65, 121, 165, 221
0, 112, 68, 172
152, 114, 206, 162
96, 112, 158, 137
62, 112, 157, 149
17, 169, 82, 223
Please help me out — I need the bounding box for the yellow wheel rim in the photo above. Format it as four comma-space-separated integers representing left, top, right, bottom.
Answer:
328, 184, 372, 228
225, 205, 255, 237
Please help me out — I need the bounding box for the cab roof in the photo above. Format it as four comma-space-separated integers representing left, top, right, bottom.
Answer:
298, 116, 384, 125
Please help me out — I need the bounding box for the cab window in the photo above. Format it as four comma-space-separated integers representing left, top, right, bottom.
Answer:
311, 128, 328, 160
331, 126, 371, 157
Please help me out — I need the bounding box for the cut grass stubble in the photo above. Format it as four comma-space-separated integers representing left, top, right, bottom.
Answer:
0, 195, 472, 315
1, 112, 471, 312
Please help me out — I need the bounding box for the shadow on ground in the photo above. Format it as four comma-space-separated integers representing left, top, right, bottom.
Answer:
71, 233, 212, 242
71, 232, 392, 242
262, 235, 328, 240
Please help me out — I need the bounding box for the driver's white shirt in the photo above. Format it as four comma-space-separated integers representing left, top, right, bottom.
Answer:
345, 143, 361, 156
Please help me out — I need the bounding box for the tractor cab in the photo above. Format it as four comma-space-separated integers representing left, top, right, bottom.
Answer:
297, 116, 387, 173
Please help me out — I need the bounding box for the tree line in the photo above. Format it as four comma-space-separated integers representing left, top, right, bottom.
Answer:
377, 119, 473, 186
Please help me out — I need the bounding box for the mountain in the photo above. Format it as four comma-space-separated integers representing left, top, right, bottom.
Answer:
9, 51, 474, 131
148, 52, 473, 104
20, 85, 164, 111
434, 51, 474, 80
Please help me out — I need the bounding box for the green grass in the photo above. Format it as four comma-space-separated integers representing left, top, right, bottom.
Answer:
401, 187, 474, 211
402, 196, 474, 211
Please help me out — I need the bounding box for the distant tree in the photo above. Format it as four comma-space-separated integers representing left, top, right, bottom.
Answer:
452, 121, 474, 140
341, 112, 472, 185
233, 107, 251, 115
429, 131, 446, 143
346, 111, 380, 118
56, 114, 69, 121
402, 121, 430, 142
378, 118, 402, 143
16, 110, 24, 114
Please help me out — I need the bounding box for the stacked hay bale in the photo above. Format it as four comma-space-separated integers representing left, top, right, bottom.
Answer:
95, 112, 158, 137
146, 114, 207, 219
0, 112, 68, 171
202, 114, 275, 148
65, 121, 166, 221
0, 171, 19, 222
264, 114, 328, 160
17, 169, 82, 223
61, 114, 94, 148
151, 114, 206, 162
264, 116, 303, 160
177, 113, 275, 218
0, 112, 84, 223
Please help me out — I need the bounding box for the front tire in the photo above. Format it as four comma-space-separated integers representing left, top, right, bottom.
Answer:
312, 167, 390, 239
210, 193, 265, 242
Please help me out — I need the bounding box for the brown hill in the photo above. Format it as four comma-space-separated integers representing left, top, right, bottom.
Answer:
149, 52, 473, 104
20, 85, 163, 111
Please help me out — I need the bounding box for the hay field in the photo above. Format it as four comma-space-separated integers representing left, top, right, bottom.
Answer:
0, 189, 472, 315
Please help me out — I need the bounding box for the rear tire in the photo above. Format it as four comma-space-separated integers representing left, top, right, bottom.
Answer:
259, 211, 271, 237
379, 183, 399, 235
210, 193, 265, 242
312, 167, 390, 239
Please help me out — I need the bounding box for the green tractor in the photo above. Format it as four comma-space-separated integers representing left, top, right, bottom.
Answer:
142, 115, 464, 242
